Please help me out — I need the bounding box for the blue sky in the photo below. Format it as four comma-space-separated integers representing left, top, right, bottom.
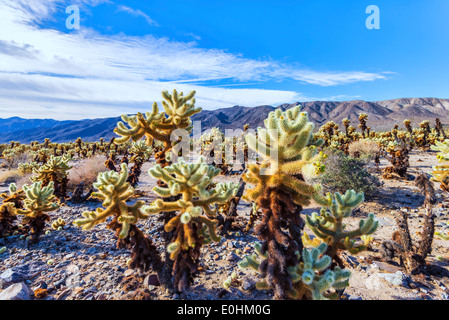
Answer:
0, 0, 448, 119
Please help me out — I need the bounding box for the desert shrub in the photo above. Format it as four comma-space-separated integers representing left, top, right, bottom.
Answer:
67, 155, 108, 189
0, 170, 22, 184
15, 173, 33, 189
348, 139, 379, 159
317, 149, 380, 195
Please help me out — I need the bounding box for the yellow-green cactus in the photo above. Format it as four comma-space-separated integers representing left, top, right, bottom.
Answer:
31, 154, 72, 198
305, 190, 378, 262
239, 242, 350, 300
18, 161, 39, 174
431, 139, 449, 192
114, 90, 201, 164
16, 181, 60, 243
241, 105, 326, 300
243, 105, 324, 206
0, 183, 25, 237
142, 157, 238, 291
129, 140, 153, 163
74, 163, 146, 239
143, 157, 238, 252
51, 217, 66, 230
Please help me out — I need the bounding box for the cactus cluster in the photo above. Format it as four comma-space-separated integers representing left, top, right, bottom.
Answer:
16, 181, 60, 243
241, 105, 325, 299
431, 139, 449, 192
142, 157, 238, 291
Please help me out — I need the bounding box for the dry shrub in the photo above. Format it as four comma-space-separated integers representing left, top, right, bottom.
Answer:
317, 148, 380, 195
15, 173, 33, 189
348, 139, 379, 158
67, 155, 108, 190
0, 169, 22, 184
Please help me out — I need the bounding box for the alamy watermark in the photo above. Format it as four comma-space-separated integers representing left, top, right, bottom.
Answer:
66, 5, 80, 30
366, 5, 380, 29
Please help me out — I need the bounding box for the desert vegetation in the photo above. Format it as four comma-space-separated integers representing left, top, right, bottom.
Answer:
1, 89, 449, 301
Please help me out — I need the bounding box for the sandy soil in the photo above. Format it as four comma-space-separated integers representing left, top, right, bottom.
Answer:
0, 149, 449, 300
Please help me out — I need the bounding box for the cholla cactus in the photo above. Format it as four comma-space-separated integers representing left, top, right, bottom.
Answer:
16, 181, 60, 243
430, 139, 449, 192
18, 161, 39, 174
358, 113, 368, 138
242, 105, 324, 299
239, 242, 351, 300
51, 217, 66, 230
129, 140, 153, 163
74, 163, 164, 276
404, 119, 413, 135
114, 89, 201, 168
1, 183, 25, 208
127, 140, 153, 187
305, 190, 378, 265
74, 163, 147, 239
240, 190, 376, 300
31, 154, 72, 198
0, 183, 25, 237
142, 157, 238, 292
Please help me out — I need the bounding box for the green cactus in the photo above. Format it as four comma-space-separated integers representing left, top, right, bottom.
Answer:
305, 190, 378, 264
51, 217, 66, 230
241, 105, 324, 299
16, 181, 60, 243
244, 105, 324, 205
30, 154, 72, 198
430, 139, 449, 192
74, 163, 147, 239
74, 163, 165, 277
114, 89, 201, 167
0, 183, 26, 237
239, 242, 351, 300
142, 157, 238, 291
18, 161, 39, 174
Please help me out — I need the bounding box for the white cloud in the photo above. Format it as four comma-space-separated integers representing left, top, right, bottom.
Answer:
116, 5, 159, 27
0, 0, 390, 119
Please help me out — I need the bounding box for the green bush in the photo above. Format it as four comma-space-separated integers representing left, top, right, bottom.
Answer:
317, 149, 380, 195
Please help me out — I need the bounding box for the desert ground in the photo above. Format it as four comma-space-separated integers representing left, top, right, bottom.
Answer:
0, 149, 448, 301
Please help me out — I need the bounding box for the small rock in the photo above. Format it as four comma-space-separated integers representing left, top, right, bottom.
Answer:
0, 269, 28, 285
0, 282, 31, 300
241, 275, 256, 291
55, 288, 72, 300
377, 271, 410, 287
365, 263, 381, 274
143, 274, 160, 288
65, 253, 75, 260
124, 269, 134, 277
226, 252, 240, 262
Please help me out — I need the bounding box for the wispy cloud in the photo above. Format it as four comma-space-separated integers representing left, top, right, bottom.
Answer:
0, 0, 391, 119
116, 5, 159, 27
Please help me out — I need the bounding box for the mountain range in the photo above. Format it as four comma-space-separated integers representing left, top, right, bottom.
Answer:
1, 97, 448, 143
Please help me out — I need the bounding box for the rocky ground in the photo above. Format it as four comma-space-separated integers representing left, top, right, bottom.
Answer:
1, 149, 449, 300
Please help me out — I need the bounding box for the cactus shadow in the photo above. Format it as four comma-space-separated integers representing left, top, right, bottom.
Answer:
368, 186, 425, 210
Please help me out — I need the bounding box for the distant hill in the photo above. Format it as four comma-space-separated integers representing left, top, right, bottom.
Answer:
0, 117, 75, 134
0, 98, 448, 143
0, 117, 121, 144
